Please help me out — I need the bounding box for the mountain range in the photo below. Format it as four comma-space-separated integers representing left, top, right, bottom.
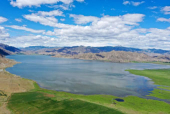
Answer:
21, 45, 170, 55
0, 43, 21, 56
1, 43, 170, 63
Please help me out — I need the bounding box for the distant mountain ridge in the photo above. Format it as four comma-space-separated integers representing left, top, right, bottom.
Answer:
20, 46, 54, 51
0, 43, 21, 53
1, 44, 170, 63
23, 46, 170, 55
96, 46, 170, 54
0, 43, 21, 56
0, 48, 11, 56
0, 44, 168, 55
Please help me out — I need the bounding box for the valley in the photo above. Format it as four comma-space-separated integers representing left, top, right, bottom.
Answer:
0, 43, 170, 114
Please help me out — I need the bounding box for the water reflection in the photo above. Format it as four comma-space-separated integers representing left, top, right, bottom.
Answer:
6, 55, 170, 97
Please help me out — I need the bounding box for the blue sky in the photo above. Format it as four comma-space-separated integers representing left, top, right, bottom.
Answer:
0, 0, 170, 49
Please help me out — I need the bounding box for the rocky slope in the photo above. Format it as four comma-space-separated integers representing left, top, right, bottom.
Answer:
19, 45, 170, 63
0, 48, 12, 56
54, 50, 170, 63
0, 56, 18, 69
0, 43, 21, 69
0, 43, 20, 53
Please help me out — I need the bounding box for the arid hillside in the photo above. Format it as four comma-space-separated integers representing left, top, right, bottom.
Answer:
54, 50, 170, 63
0, 56, 34, 114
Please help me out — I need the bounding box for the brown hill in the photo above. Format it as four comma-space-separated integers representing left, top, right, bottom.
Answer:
54, 50, 170, 63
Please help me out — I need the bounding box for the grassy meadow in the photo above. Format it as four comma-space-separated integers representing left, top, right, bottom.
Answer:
7, 81, 170, 114
5, 66, 170, 114
127, 69, 170, 100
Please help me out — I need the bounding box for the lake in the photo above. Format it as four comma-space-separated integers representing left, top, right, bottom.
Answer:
6, 55, 170, 98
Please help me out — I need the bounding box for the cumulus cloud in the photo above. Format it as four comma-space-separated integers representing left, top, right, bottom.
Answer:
0, 16, 8, 23
37, 10, 64, 17
15, 18, 22, 22
1, 35, 57, 47
6, 25, 45, 33
0, 26, 10, 39
0, 17, 9, 40
24, 14, 58, 27
157, 18, 170, 23
23, 10, 65, 27
43, 14, 147, 48
162, 6, 170, 15
69, 14, 100, 24
10, 0, 84, 8
23, 11, 74, 28
2, 13, 170, 50
23, 10, 63, 27
43, 13, 170, 50
123, 1, 145, 6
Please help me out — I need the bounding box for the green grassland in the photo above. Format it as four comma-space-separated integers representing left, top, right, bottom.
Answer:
132, 61, 170, 65
148, 89, 170, 99
8, 92, 123, 114
126, 69, 170, 87
126, 69, 170, 100
7, 69, 170, 114
7, 81, 170, 114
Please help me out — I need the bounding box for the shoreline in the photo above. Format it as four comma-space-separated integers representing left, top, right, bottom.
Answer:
11, 54, 170, 65
5, 55, 170, 99
0, 58, 35, 114
53, 55, 170, 65
2, 56, 170, 114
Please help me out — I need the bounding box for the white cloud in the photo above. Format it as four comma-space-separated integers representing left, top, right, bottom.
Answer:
131, 1, 145, 6
69, 14, 100, 24
10, 0, 84, 8
43, 14, 147, 48
23, 11, 74, 28
157, 18, 170, 23
1, 35, 58, 47
49, 4, 75, 10
122, 13, 145, 25
76, 0, 84, 2
6, 25, 45, 33
60, 18, 65, 21
24, 14, 58, 27
23, 10, 65, 27
28, 10, 34, 12
0, 26, 10, 39
15, 18, 22, 22
148, 6, 158, 9
162, 6, 170, 15
2, 13, 170, 50
37, 10, 64, 17
123, 1, 145, 6
0, 16, 8, 23
123, 1, 130, 5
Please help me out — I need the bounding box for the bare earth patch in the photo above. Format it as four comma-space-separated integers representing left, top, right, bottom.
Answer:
44, 93, 55, 98
0, 57, 34, 113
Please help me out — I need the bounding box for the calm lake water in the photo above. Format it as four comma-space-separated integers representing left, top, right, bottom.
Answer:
6, 55, 170, 97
